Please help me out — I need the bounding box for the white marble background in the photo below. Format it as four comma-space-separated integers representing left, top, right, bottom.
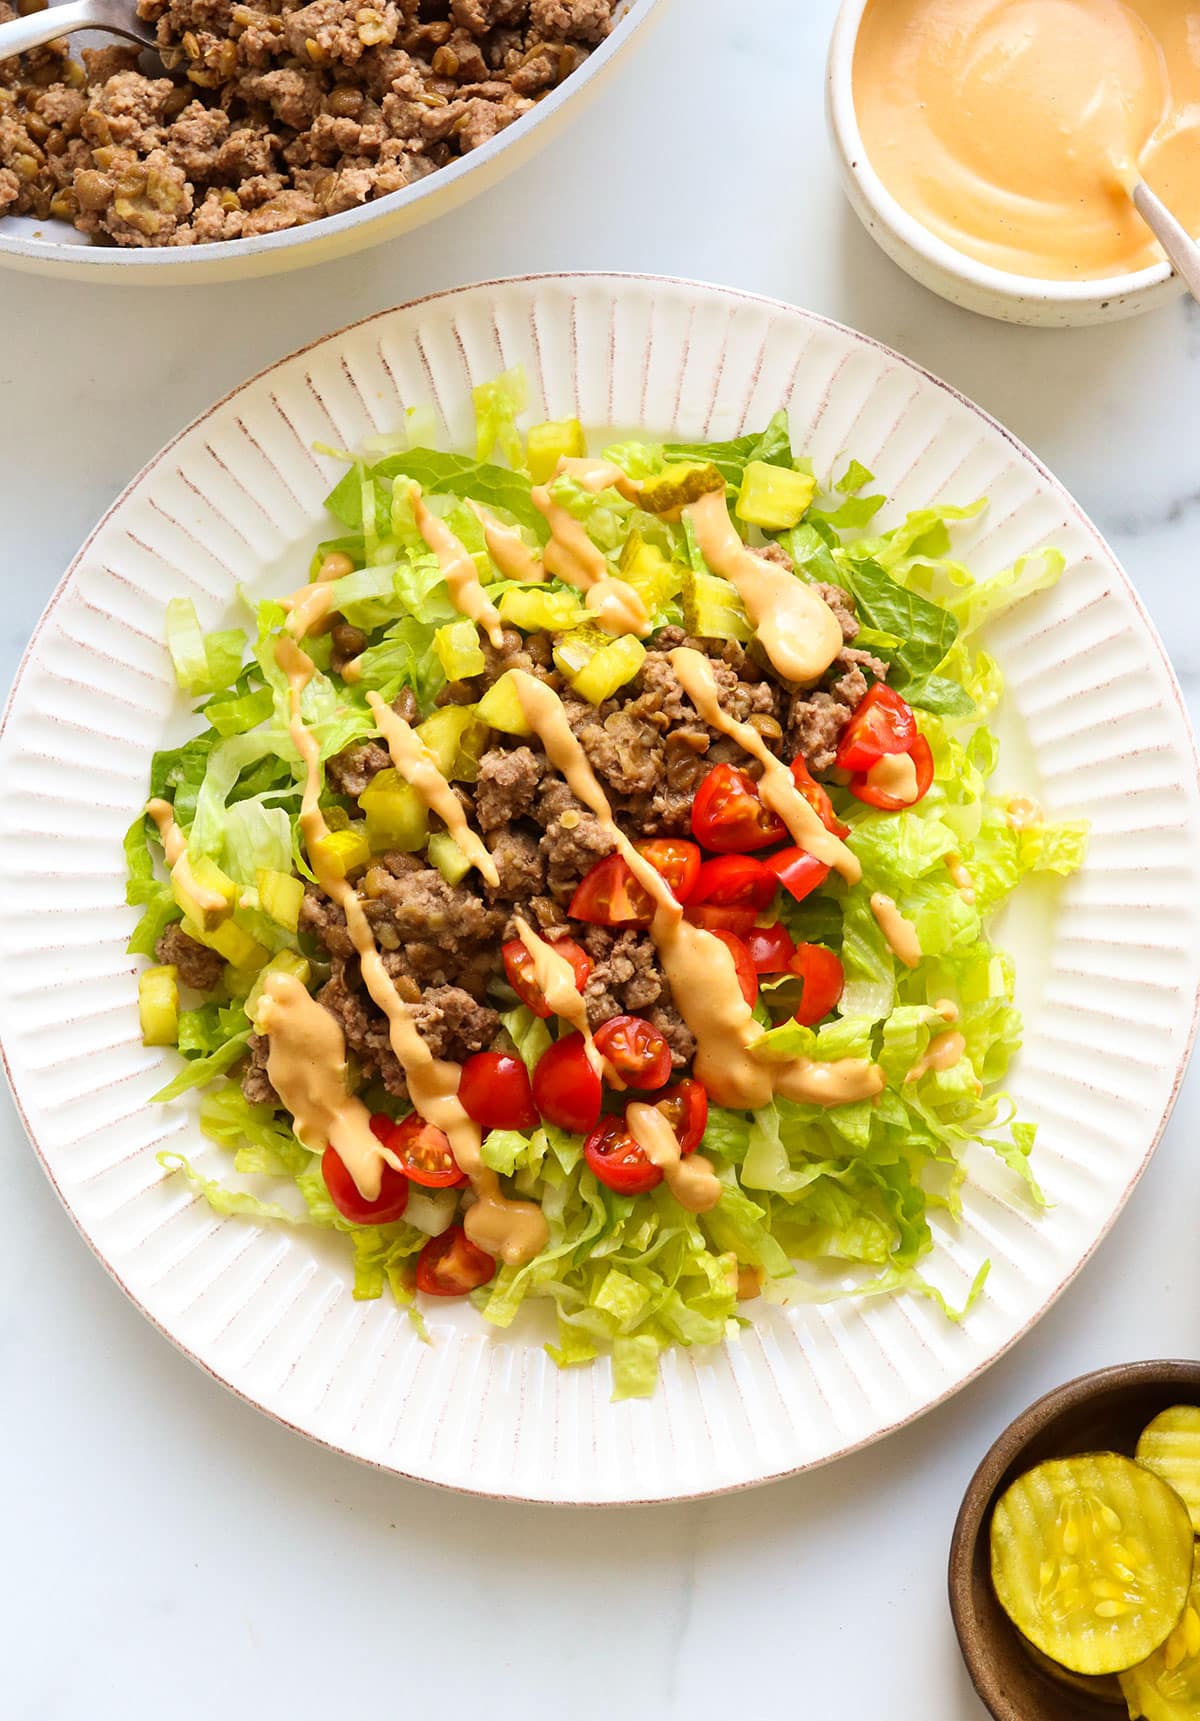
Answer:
3, 1, 1199, 1715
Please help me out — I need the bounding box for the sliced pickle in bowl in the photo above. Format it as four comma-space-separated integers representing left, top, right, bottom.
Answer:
1120, 1580, 1200, 1721
990, 1453, 1194, 1676
1137, 1407, 1200, 1536
1020, 1637, 1126, 1706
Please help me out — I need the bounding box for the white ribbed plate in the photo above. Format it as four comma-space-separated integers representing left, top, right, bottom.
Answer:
2, 275, 1197, 1504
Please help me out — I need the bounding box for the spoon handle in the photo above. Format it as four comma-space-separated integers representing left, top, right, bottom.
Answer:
0, 0, 100, 56
1132, 180, 1200, 306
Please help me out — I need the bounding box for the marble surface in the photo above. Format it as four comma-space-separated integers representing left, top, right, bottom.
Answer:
3, 1, 1199, 1715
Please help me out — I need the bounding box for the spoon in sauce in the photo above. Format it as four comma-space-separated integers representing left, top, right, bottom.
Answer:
1120, 169, 1200, 306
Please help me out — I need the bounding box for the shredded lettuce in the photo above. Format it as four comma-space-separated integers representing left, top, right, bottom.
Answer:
137, 385, 1085, 1398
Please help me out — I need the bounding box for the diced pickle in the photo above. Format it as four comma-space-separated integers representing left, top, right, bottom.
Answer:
359, 769, 429, 852
244, 950, 312, 1029
427, 830, 472, 886
1137, 1406, 1200, 1533
527, 418, 586, 484
138, 965, 179, 1047
568, 634, 646, 705
433, 618, 486, 681
637, 461, 725, 515
680, 568, 752, 643
310, 825, 371, 880
990, 1452, 1194, 1675
180, 914, 268, 971
552, 625, 610, 679
256, 867, 305, 933
498, 586, 585, 633
475, 668, 532, 736
734, 460, 816, 530
618, 532, 685, 614
1121, 1578, 1200, 1721
170, 853, 238, 932
415, 706, 489, 782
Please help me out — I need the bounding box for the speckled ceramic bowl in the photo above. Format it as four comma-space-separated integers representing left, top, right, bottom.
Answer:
0, 0, 662, 285
826, 0, 1189, 328
950, 1361, 1200, 1721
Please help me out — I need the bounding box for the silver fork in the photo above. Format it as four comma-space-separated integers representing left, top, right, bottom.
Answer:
0, 0, 157, 59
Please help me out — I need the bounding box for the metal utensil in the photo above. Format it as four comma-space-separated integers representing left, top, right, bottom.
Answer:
1130, 178, 1200, 306
0, 0, 157, 60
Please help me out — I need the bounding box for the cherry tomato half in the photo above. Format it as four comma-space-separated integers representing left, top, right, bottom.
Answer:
691, 763, 786, 853
684, 902, 758, 935
532, 1031, 603, 1134
502, 935, 592, 1017
593, 1014, 672, 1090
835, 684, 918, 773
583, 1114, 663, 1196
370, 1112, 465, 1189
762, 846, 831, 905
789, 944, 845, 1026
744, 922, 797, 974
790, 755, 850, 838
569, 839, 700, 927
458, 1052, 538, 1133
323, 1142, 410, 1224
689, 853, 778, 913
655, 1078, 709, 1155
711, 928, 758, 1007
415, 1225, 496, 1297
848, 734, 934, 811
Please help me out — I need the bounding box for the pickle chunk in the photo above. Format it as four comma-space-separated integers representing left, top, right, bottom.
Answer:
1121, 1576, 1200, 1721
990, 1452, 1194, 1675
1137, 1406, 1200, 1534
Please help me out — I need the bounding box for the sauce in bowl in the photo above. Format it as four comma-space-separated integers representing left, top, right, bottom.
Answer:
852, 0, 1200, 280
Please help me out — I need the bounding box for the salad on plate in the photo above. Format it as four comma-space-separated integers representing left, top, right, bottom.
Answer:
127, 372, 1086, 1397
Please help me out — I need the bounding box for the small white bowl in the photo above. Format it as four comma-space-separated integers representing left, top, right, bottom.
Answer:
0, 0, 662, 285
826, 0, 1187, 327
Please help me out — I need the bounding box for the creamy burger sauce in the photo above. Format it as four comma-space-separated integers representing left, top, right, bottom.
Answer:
853, 0, 1200, 281
865, 750, 919, 805
511, 671, 884, 1112
684, 488, 843, 684
511, 915, 621, 1087
668, 647, 861, 883
409, 483, 506, 649
145, 797, 229, 923
626, 1101, 722, 1214
530, 476, 650, 637
366, 691, 499, 889
268, 625, 547, 1264
469, 502, 545, 585
1006, 794, 1044, 831
905, 1029, 967, 1084
870, 891, 922, 968
945, 852, 977, 905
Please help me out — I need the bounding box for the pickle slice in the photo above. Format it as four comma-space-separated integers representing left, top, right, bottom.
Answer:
1137, 1407, 1200, 1534
1120, 1578, 1200, 1721
990, 1453, 1194, 1675
1020, 1638, 1125, 1707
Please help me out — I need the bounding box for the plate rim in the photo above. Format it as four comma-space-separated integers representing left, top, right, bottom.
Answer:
3, 271, 1198, 1505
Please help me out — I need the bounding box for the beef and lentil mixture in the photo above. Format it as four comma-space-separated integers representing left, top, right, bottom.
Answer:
0, 0, 615, 245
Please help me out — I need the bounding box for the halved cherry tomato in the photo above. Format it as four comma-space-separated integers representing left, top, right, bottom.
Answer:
593, 1014, 672, 1090
711, 928, 758, 1007
654, 1078, 709, 1155
583, 1114, 663, 1195
835, 684, 918, 773
323, 1142, 410, 1224
790, 943, 845, 1026
458, 1052, 538, 1133
502, 935, 592, 1017
532, 1031, 602, 1133
691, 763, 786, 853
762, 846, 831, 904
568, 838, 700, 927
371, 1112, 465, 1189
684, 902, 758, 935
744, 922, 797, 974
415, 1225, 496, 1297
689, 853, 777, 913
848, 733, 934, 811
790, 755, 850, 837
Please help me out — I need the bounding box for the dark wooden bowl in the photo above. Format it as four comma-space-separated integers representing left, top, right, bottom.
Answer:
949, 1361, 1200, 1721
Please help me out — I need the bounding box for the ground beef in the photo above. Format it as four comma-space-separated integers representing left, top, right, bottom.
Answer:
330, 619, 368, 674
408, 984, 498, 1061
785, 644, 889, 771
242, 1031, 278, 1104
0, 0, 615, 247
814, 582, 860, 645
474, 744, 544, 831
581, 927, 667, 1026
535, 778, 616, 901
155, 922, 224, 991
325, 738, 392, 797
485, 826, 546, 901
